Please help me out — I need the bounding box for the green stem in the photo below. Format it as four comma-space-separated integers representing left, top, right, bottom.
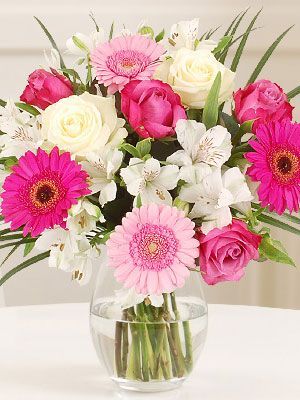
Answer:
126, 307, 142, 380
136, 304, 150, 381
170, 292, 193, 374
114, 321, 124, 377
121, 310, 129, 374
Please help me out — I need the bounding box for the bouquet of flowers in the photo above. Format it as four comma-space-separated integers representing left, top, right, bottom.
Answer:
0, 9, 299, 388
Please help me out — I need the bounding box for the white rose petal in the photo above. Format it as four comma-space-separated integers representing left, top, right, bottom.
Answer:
41, 93, 127, 157
155, 48, 235, 109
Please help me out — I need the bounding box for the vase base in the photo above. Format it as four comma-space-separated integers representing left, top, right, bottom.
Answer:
112, 377, 186, 392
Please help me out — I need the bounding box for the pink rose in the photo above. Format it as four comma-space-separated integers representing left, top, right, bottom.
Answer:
121, 79, 187, 139
20, 69, 73, 110
196, 220, 262, 285
233, 79, 293, 133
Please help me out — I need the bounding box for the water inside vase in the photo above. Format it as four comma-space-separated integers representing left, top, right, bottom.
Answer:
90, 297, 207, 392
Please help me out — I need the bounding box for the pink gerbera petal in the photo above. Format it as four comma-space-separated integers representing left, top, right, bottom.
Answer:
1, 147, 91, 237
106, 204, 198, 295
91, 35, 165, 94
245, 120, 300, 215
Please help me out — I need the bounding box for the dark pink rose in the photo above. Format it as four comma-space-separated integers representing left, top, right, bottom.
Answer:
20, 69, 73, 110
233, 79, 293, 133
196, 220, 262, 285
121, 79, 187, 139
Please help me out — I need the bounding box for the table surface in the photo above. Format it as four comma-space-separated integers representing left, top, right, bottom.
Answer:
0, 303, 299, 400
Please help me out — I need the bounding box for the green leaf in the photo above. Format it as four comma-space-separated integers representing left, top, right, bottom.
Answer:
136, 194, 142, 208
220, 112, 239, 136
138, 26, 154, 38
231, 8, 262, 72
60, 68, 82, 83
0, 238, 36, 251
155, 29, 165, 42
72, 36, 89, 53
218, 27, 260, 63
247, 26, 294, 84
202, 72, 221, 129
34, 17, 66, 69
109, 21, 115, 40
224, 7, 249, 36
0, 99, 40, 117
287, 86, 300, 100
252, 203, 300, 225
232, 119, 256, 146
259, 235, 296, 267
0, 251, 50, 287
205, 26, 221, 39
24, 241, 35, 257
120, 143, 140, 158
136, 139, 151, 158
0, 245, 19, 268
213, 36, 233, 55
15, 102, 40, 116
89, 11, 100, 32
257, 214, 300, 237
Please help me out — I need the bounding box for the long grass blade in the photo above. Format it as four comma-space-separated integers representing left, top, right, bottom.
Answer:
34, 16, 66, 69
257, 214, 300, 236
0, 245, 19, 268
0, 251, 50, 287
202, 72, 221, 129
231, 8, 262, 72
252, 203, 300, 225
287, 86, 300, 100
247, 26, 294, 84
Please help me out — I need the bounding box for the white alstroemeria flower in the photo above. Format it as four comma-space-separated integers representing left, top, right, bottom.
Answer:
120, 157, 179, 205
115, 287, 164, 309
180, 167, 253, 234
0, 101, 43, 158
43, 48, 61, 70
36, 227, 98, 285
167, 119, 232, 184
169, 18, 200, 50
67, 198, 104, 234
81, 148, 123, 206
66, 30, 105, 57
0, 99, 32, 134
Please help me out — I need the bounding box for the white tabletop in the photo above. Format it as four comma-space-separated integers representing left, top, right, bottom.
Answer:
0, 303, 299, 400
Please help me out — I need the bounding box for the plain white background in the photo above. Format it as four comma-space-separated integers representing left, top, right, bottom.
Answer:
0, 0, 299, 308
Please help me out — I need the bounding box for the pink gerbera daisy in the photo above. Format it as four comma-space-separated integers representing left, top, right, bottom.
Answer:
106, 204, 199, 295
91, 35, 165, 94
245, 120, 300, 214
1, 147, 90, 237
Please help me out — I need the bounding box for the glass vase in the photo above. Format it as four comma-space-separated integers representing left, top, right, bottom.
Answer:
90, 259, 208, 393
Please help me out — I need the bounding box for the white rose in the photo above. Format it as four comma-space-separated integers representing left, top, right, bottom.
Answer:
155, 48, 235, 109
41, 92, 127, 157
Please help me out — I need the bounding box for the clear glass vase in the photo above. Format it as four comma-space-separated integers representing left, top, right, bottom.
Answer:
90, 260, 208, 393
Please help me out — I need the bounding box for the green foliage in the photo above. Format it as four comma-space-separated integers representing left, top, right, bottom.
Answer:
109, 22, 115, 40
155, 29, 165, 42
120, 143, 140, 158
136, 194, 142, 208
287, 86, 300, 100
136, 139, 152, 158
231, 119, 256, 146
256, 213, 300, 237
24, 241, 35, 257
0, 251, 50, 287
72, 36, 89, 53
202, 72, 221, 129
0, 99, 40, 116
34, 16, 66, 69
259, 234, 296, 267
213, 36, 233, 56
220, 112, 239, 136
231, 8, 262, 72
247, 26, 293, 84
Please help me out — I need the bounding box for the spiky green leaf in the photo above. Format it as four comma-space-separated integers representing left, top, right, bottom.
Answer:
287, 86, 300, 100
34, 16, 66, 69
231, 8, 262, 72
202, 72, 221, 129
247, 26, 294, 84
259, 235, 296, 267
0, 251, 50, 287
